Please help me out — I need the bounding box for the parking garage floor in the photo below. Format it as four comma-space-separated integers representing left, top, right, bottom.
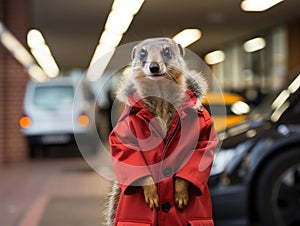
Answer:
0, 155, 112, 226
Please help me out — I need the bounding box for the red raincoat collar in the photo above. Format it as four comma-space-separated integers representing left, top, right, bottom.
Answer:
127, 90, 198, 116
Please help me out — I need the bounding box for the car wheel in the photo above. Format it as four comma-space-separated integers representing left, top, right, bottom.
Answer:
255, 148, 300, 226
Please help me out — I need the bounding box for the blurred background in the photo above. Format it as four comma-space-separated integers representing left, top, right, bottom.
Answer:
0, 0, 300, 226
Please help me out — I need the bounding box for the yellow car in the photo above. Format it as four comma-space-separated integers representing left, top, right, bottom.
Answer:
202, 93, 250, 132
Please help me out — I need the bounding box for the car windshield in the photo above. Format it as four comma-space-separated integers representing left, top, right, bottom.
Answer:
223, 74, 300, 135
250, 74, 300, 121
203, 104, 232, 116
248, 94, 277, 120
33, 86, 74, 109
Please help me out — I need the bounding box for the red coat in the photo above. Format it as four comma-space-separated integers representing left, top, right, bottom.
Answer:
110, 90, 218, 226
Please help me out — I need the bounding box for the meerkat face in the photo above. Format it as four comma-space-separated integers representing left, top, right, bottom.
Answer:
131, 38, 185, 80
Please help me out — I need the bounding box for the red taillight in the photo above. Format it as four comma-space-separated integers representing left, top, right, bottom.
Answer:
19, 115, 31, 128
78, 114, 90, 127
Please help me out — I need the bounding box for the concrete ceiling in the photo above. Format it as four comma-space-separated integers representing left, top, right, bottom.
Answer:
31, 0, 300, 71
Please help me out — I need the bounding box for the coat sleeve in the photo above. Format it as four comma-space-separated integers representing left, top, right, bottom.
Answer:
175, 109, 218, 194
109, 110, 151, 193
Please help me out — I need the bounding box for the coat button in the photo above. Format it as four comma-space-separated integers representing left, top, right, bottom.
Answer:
163, 167, 173, 177
161, 202, 171, 212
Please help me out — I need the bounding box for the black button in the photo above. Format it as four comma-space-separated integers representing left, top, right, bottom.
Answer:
163, 167, 173, 177
162, 202, 171, 212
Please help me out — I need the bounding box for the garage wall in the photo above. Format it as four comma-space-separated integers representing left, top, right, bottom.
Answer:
288, 18, 300, 78
0, 0, 30, 162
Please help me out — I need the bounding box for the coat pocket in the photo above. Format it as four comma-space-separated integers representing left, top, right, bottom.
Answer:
188, 219, 214, 226
117, 222, 151, 226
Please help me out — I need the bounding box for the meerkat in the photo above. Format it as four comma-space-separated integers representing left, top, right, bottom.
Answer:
116, 39, 207, 131
104, 37, 208, 226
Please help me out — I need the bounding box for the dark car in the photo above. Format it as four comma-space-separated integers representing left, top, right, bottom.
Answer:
209, 74, 300, 226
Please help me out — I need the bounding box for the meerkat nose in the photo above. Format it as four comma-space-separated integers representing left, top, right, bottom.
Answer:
149, 62, 160, 74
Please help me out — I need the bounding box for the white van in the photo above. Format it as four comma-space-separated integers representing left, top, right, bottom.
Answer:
20, 76, 100, 158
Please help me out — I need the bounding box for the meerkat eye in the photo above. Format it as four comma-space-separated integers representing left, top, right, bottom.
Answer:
140, 49, 148, 60
163, 48, 172, 58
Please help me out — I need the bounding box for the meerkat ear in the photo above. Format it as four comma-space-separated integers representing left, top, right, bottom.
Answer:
178, 44, 185, 57
131, 46, 137, 60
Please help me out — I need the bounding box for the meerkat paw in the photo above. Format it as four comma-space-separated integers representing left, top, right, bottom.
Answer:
175, 178, 189, 210
143, 183, 159, 209
140, 176, 159, 209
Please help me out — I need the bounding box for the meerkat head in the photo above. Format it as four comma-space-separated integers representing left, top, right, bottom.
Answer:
131, 37, 186, 84
117, 37, 203, 106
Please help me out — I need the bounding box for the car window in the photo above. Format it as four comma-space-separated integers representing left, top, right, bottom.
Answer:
33, 86, 74, 109
279, 89, 300, 123
289, 89, 300, 114
292, 100, 300, 115
203, 104, 232, 116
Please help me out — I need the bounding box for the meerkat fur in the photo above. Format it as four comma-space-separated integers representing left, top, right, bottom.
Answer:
104, 37, 208, 226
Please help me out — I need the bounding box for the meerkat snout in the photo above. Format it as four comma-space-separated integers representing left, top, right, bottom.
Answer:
143, 60, 167, 78
149, 62, 160, 74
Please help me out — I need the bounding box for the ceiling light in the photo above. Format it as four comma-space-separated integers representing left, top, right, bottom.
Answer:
27, 28, 60, 78
1, 31, 34, 66
31, 44, 51, 57
27, 29, 45, 48
87, 48, 115, 81
0, 21, 48, 81
204, 50, 225, 65
90, 44, 115, 66
244, 37, 266, 52
241, 0, 284, 12
99, 30, 123, 47
88, 0, 145, 81
172, 29, 202, 48
112, 0, 144, 15
27, 65, 48, 82
105, 11, 134, 34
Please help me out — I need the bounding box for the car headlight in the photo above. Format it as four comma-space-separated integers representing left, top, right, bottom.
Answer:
211, 141, 253, 176
231, 101, 250, 115
211, 149, 237, 176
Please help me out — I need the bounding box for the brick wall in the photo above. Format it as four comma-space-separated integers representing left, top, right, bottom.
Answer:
0, 0, 31, 162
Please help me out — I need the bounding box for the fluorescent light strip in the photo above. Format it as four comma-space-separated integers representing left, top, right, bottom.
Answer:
27, 29, 45, 48
1, 31, 34, 66
87, 48, 115, 82
105, 11, 134, 34
27, 65, 49, 82
99, 30, 123, 48
244, 37, 266, 52
241, 0, 284, 12
204, 50, 225, 65
88, 0, 145, 81
27, 29, 60, 78
172, 28, 202, 48
0, 21, 48, 81
112, 0, 144, 15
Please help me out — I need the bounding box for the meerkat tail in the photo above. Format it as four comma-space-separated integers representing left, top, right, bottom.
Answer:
103, 181, 121, 226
